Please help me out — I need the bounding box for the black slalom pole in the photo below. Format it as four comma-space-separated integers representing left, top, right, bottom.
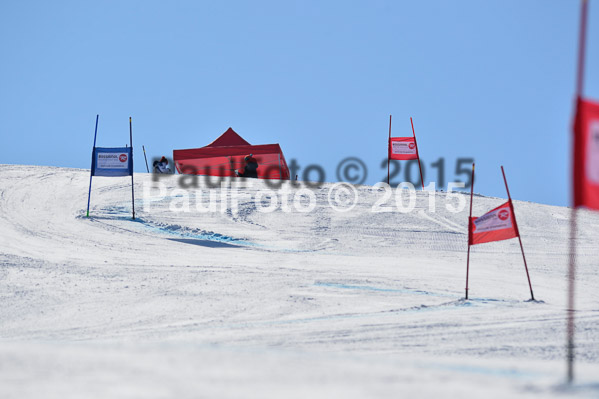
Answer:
142, 145, 150, 173
130, 117, 135, 220
86, 115, 99, 217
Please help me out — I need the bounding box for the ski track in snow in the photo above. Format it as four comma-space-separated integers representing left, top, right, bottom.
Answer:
0, 164, 598, 398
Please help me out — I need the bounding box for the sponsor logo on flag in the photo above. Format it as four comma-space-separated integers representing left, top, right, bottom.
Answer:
472, 206, 512, 233
389, 137, 418, 160
498, 209, 510, 220
469, 201, 518, 245
92, 147, 133, 177
98, 153, 129, 169
391, 141, 417, 155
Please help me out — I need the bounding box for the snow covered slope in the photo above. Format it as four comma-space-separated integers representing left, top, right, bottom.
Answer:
1, 164, 598, 398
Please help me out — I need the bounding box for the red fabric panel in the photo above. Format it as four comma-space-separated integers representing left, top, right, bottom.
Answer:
174, 145, 289, 180
205, 128, 251, 147
389, 137, 418, 160
573, 97, 599, 210
469, 201, 518, 245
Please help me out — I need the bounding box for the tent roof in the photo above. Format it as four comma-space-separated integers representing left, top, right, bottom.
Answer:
205, 127, 250, 147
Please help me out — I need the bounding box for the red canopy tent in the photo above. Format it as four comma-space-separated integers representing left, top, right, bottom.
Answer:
173, 128, 290, 180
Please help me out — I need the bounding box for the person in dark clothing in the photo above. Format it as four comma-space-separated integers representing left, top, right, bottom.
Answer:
153, 156, 171, 174
236, 154, 259, 178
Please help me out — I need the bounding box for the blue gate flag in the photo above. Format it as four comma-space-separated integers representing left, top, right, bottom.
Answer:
92, 147, 133, 177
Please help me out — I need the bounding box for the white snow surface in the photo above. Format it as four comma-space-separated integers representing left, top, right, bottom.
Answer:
1, 164, 598, 398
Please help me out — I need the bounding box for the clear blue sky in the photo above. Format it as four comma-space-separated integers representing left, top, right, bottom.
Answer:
1, 1, 597, 206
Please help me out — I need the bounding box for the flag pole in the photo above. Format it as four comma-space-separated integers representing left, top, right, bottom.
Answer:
568, 0, 588, 382
142, 145, 150, 173
576, 0, 589, 98
387, 115, 392, 185
410, 117, 425, 190
130, 117, 135, 220
567, 206, 578, 383
86, 114, 99, 217
501, 166, 534, 301
465, 163, 474, 299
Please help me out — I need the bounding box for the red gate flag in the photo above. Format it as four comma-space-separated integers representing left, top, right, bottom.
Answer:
386, 116, 424, 189
573, 97, 599, 210
389, 137, 418, 160
468, 201, 519, 245
464, 164, 534, 301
